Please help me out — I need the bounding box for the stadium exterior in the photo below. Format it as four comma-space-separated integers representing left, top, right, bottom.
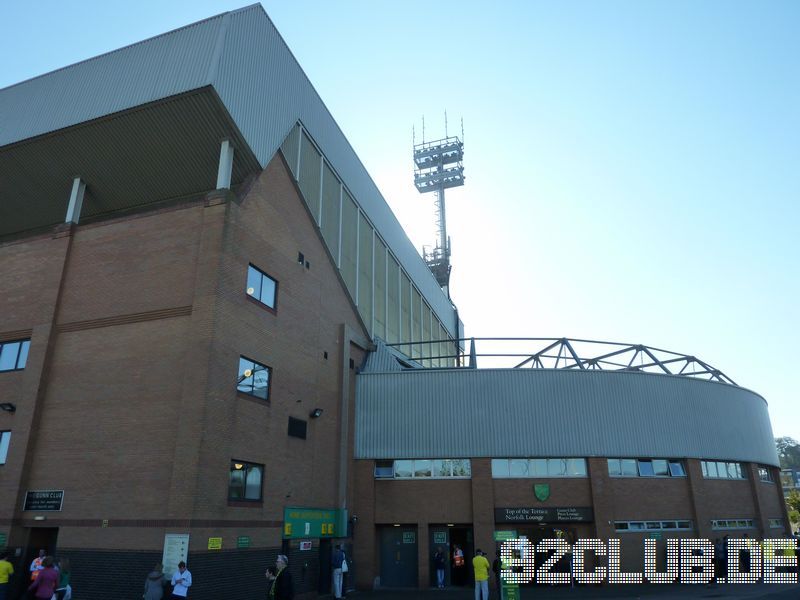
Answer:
0, 4, 787, 599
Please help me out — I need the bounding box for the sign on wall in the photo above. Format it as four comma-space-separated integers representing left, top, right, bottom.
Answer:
23, 490, 64, 512
402, 531, 416, 544
237, 536, 251, 548
283, 507, 343, 539
433, 531, 448, 544
162, 534, 190, 578
207, 537, 222, 550
494, 507, 593, 523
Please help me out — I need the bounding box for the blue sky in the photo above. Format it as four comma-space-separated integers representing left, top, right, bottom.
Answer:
2, 2, 798, 441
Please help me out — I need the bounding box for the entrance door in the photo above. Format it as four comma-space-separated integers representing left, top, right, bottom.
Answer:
17, 528, 59, 598
318, 538, 331, 594
448, 526, 474, 587
379, 526, 418, 587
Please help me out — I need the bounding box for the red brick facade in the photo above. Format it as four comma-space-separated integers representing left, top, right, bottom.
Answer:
0, 155, 367, 599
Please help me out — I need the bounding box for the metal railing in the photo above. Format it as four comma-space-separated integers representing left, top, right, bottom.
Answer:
385, 337, 736, 386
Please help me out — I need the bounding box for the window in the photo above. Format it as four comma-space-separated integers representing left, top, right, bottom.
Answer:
374, 460, 394, 478
758, 466, 773, 482
701, 460, 746, 480
668, 461, 685, 477
0, 340, 30, 372
492, 458, 587, 478
0, 431, 10, 464
711, 519, 755, 530
246, 264, 278, 310
287, 417, 307, 440
615, 520, 693, 532
378, 459, 471, 479
608, 458, 686, 478
638, 460, 655, 477
229, 460, 263, 501
237, 356, 271, 400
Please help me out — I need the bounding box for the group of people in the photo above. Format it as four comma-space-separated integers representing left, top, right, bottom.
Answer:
433, 545, 499, 600
141, 555, 295, 600
141, 560, 192, 600
0, 549, 74, 600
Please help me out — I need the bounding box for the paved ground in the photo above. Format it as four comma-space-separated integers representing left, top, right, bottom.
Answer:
344, 583, 800, 600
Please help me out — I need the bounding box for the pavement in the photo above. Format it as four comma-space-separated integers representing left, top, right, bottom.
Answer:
343, 583, 800, 600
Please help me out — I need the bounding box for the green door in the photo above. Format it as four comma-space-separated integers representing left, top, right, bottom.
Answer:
379, 526, 418, 587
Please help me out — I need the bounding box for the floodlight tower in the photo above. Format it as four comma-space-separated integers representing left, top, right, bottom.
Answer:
413, 125, 464, 297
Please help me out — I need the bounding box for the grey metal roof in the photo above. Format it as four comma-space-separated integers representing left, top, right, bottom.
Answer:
355, 367, 778, 466
0, 4, 457, 337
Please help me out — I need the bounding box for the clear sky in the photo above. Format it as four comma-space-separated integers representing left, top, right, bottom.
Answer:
2, 2, 798, 441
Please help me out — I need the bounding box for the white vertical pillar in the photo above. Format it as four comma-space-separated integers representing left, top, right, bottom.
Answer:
65, 177, 86, 224
216, 139, 234, 190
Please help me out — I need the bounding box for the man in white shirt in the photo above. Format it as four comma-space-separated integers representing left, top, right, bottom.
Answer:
170, 561, 192, 598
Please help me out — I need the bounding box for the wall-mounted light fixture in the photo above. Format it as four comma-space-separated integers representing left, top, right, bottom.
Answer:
309, 408, 323, 419
0, 403, 16, 413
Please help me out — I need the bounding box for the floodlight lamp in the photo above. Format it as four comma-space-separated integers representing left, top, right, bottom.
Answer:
309, 408, 323, 419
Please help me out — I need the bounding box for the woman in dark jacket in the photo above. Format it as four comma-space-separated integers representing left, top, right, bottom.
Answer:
269, 554, 293, 600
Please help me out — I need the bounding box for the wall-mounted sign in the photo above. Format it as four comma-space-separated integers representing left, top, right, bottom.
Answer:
299, 541, 313, 551
0, 533, 6, 546
23, 490, 64, 512
207, 537, 222, 550
533, 484, 550, 502
493, 530, 518, 542
494, 507, 593, 523
433, 531, 448, 544
402, 531, 416, 544
283, 507, 343, 539
237, 536, 250, 548
162, 534, 189, 579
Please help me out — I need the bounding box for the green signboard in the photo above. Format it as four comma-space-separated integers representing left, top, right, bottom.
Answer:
0, 532, 6, 547
283, 507, 344, 539
502, 582, 520, 600
494, 530, 518, 542
647, 532, 662, 540
433, 531, 447, 544
402, 531, 416, 544
237, 536, 251, 548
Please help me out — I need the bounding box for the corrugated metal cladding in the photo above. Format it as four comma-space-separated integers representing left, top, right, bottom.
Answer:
0, 4, 457, 338
354, 369, 779, 467
0, 14, 223, 145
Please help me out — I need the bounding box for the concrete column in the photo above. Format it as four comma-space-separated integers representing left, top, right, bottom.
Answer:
216, 139, 234, 189
65, 177, 86, 224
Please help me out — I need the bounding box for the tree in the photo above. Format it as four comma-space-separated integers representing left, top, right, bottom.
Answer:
776, 437, 800, 469
786, 490, 800, 530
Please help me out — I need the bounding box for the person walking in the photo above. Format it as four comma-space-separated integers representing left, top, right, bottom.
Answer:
0, 552, 13, 600
170, 561, 192, 599
27, 557, 57, 600
269, 554, 293, 600
332, 545, 345, 599
472, 549, 490, 600
433, 546, 446, 589
144, 563, 166, 600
